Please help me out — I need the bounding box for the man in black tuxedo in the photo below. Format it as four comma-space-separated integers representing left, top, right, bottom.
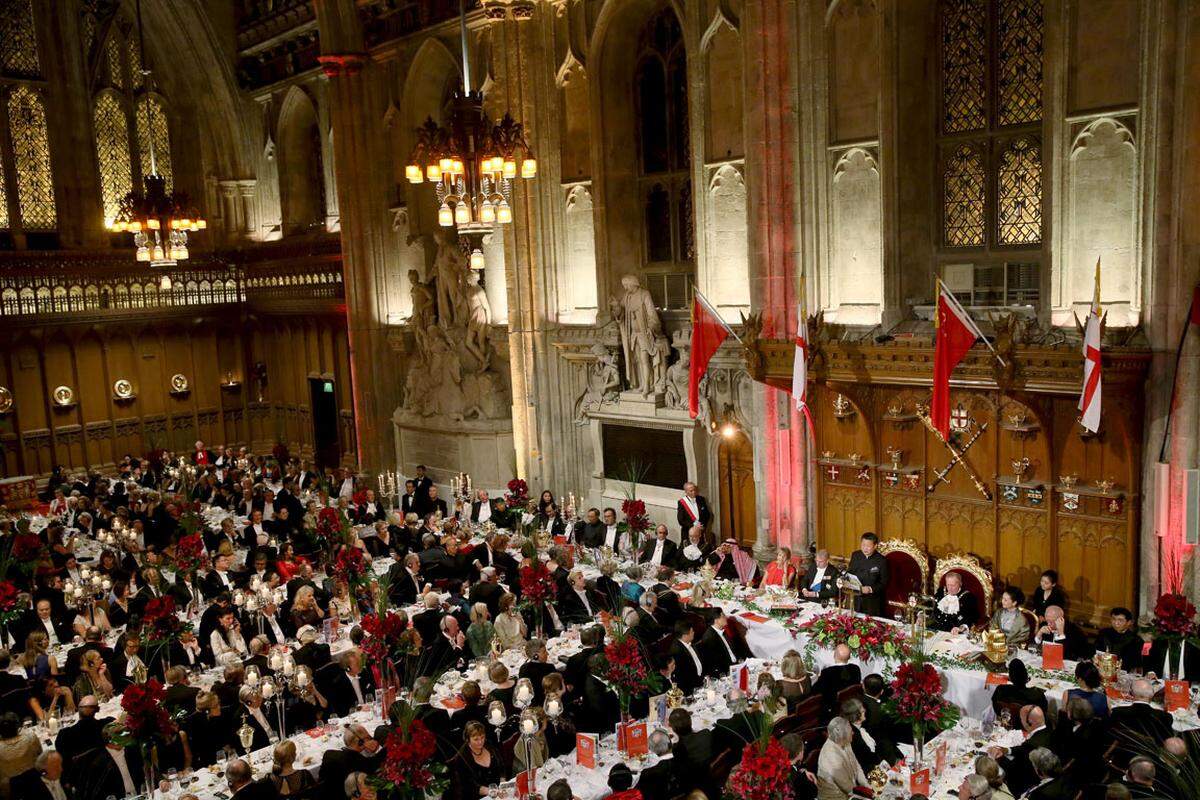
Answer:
563, 625, 605, 697
576, 654, 620, 734
163, 666, 200, 715
1108, 678, 1174, 743
11, 751, 70, 800
424, 485, 449, 520
574, 508, 606, 548
411, 594, 446, 644
697, 613, 742, 677
55, 695, 109, 763
469, 489, 495, 523
83, 723, 146, 800
540, 503, 569, 539
1093, 607, 1145, 673
425, 616, 467, 676
559, 570, 601, 626
676, 482, 712, 539
637, 729, 679, 798
638, 524, 678, 568
668, 621, 706, 695
1023, 748, 1073, 800
988, 705, 1053, 796
1033, 605, 1093, 662
387, 553, 424, 606
400, 480, 420, 516
846, 532, 888, 616
467, 567, 505, 619
201, 552, 239, 599
811, 643, 862, 710
225, 758, 283, 800
669, 708, 720, 799
325, 650, 377, 717
800, 549, 840, 602
18, 599, 73, 649
412, 465, 434, 514
930, 571, 979, 633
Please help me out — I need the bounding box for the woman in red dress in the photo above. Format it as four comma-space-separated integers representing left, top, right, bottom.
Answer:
762, 546, 797, 589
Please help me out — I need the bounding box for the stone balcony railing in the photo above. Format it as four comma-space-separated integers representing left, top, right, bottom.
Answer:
0, 240, 344, 321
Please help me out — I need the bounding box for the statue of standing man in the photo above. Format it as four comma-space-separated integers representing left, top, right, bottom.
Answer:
609, 274, 664, 396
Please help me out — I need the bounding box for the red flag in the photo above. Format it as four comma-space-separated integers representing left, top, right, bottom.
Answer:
931, 286, 980, 439
688, 291, 733, 418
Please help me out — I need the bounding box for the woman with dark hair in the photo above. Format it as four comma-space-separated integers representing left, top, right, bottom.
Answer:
1064, 661, 1109, 718
989, 587, 1031, 647
106, 580, 131, 628
1030, 570, 1068, 619
537, 490, 556, 517
991, 658, 1047, 714
448, 721, 506, 800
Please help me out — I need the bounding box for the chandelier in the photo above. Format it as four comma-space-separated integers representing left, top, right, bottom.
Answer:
404, 0, 536, 268
107, 0, 205, 269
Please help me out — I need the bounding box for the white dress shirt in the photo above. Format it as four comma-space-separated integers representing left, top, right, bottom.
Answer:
347, 672, 365, 706
40, 617, 59, 646
808, 566, 828, 589
574, 588, 593, 617
262, 501, 275, 521
42, 776, 67, 800
475, 502, 491, 522
681, 640, 703, 674
650, 539, 666, 566
604, 525, 619, 550
107, 746, 137, 795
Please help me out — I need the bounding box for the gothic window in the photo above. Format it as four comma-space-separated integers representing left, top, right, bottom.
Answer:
634, 7, 693, 279
938, 0, 1043, 251
94, 91, 133, 226
9, 87, 55, 230
92, 20, 174, 229
0, 0, 40, 79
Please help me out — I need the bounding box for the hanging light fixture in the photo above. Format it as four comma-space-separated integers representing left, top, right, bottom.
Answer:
108, 0, 205, 268
404, 0, 536, 254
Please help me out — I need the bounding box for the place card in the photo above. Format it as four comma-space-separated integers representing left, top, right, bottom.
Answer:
1165, 680, 1191, 712
576, 733, 596, 769
623, 721, 648, 756
985, 673, 1009, 686
910, 767, 931, 795
1041, 642, 1064, 670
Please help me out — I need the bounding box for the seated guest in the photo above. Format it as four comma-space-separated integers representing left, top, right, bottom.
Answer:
1033, 605, 1091, 661
801, 549, 840, 602
559, 571, 600, 626
485, 663, 516, 712
781, 733, 819, 800
1061, 661, 1109, 719
973, 756, 1014, 800
494, 593, 527, 652
0, 711, 40, 799
697, 613, 742, 676
573, 507, 605, 548
210, 608, 249, 664
812, 644, 862, 710
355, 489, 385, 524
268, 740, 314, 798
288, 585, 325, 631
87, 721, 146, 800
638, 524, 677, 569
669, 525, 707, 573
1030, 570, 1068, 619
72, 650, 113, 703
931, 571, 979, 634
426, 616, 467, 676
708, 539, 758, 584
326, 649, 375, 717
817, 717, 867, 800
577, 654, 619, 734
387, 554, 424, 607
563, 625, 605, 698
517, 639, 557, 707
1093, 607, 1145, 672
54, 695, 108, 765
1108, 679, 1173, 743
238, 686, 275, 752
464, 602, 495, 659
841, 697, 886, 771
987, 706, 1052, 796
1121, 757, 1160, 800
990, 587, 1031, 647
448, 722, 505, 800
668, 621, 706, 695
637, 729, 678, 798
540, 503, 568, 540
1051, 696, 1107, 785
668, 708, 719, 799
991, 659, 1047, 715
1024, 748, 1071, 800
318, 724, 380, 795
10, 750, 66, 800
605, 762, 640, 800
762, 547, 797, 589
779, 650, 812, 707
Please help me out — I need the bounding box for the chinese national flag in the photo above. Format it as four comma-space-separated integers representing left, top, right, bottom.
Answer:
932, 286, 980, 439
688, 291, 733, 418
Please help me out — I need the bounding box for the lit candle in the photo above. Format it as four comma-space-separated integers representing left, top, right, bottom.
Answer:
296, 670, 309, 687
490, 707, 504, 725
101, 579, 111, 591
47, 715, 59, 735
283, 659, 295, 677
269, 652, 283, 671
521, 717, 537, 735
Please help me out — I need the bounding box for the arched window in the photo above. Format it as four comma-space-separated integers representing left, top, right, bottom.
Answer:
0, 0, 56, 237
92, 19, 174, 230
938, 0, 1043, 251
277, 89, 326, 235
635, 7, 692, 296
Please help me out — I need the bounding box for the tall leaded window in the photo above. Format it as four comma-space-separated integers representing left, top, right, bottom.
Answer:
0, 0, 56, 236
938, 0, 1043, 251
635, 7, 693, 299
92, 18, 173, 228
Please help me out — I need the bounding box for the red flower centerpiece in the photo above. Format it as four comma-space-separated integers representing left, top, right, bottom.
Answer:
0, 581, 20, 626
313, 507, 351, 559
884, 658, 960, 763
518, 562, 557, 635
601, 627, 662, 719
1149, 593, 1199, 679
114, 678, 180, 792
725, 737, 795, 800
505, 478, 529, 507
360, 612, 417, 665
372, 713, 448, 799
331, 546, 370, 591
172, 533, 208, 576
797, 610, 910, 663
11, 532, 42, 563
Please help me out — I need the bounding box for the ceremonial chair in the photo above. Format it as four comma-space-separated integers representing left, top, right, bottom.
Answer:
711, 747, 740, 786
836, 683, 864, 710
792, 694, 823, 728
932, 552, 994, 624
877, 538, 930, 619
1020, 608, 1040, 639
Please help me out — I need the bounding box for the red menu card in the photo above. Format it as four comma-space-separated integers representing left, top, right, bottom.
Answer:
576, 733, 596, 768
1165, 680, 1191, 712
1041, 642, 1064, 670
910, 768, 931, 795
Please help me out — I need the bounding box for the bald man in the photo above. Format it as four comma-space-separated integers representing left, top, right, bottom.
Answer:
988, 706, 1053, 796
812, 643, 862, 711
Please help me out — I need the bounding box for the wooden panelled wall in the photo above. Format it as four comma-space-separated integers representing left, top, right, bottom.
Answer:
0, 314, 355, 477
749, 338, 1151, 626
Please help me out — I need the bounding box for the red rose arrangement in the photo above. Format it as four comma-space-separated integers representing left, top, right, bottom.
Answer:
725, 737, 795, 800
373, 718, 448, 799
518, 563, 557, 608
1151, 593, 1198, 640
10, 533, 42, 563
602, 630, 661, 714
797, 610, 910, 663
0, 581, 21, 626
118, 679, 178, 744
505, 478, 529, 506
359, 611, 416, 667
172, 533, 208, 576
352, 489, 368, 506
142, 595, 189, 649
884, 659, 960, 741
331, 546, 370, 589
621, 498, 651, 535
314, 507, 350, 553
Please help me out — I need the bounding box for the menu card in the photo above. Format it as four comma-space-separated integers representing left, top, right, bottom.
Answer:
910, 768, 931, 795
576, 734, 596, 769
1165, 680, 1191, 712
1041, 642, 1064, 670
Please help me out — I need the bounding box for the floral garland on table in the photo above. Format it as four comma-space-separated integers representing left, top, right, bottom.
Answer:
884, 658, 960, 759
796, 610, 911, 663
373, 717, 449, 800
924, 652, 1071, 683
725, 737, 795, 800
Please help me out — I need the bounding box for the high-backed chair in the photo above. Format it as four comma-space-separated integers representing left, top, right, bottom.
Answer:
933, 552, 995, 623
877, 538, 930, 619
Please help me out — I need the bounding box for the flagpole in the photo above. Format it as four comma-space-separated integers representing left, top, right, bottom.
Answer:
936, 278, 1007, 367
1157, 288, 1199, 462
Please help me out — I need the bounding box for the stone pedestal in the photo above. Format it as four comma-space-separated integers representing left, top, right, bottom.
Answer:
392, 412, 515, 492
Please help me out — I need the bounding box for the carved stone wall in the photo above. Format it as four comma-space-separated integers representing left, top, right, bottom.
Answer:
705, 165, 751, 318
827, 147, 883, 325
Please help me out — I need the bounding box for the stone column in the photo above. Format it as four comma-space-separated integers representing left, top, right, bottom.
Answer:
312, 0, 400, 473
742, 0, 809, 560
236, 180, 258, 238
217, 181, 241, 241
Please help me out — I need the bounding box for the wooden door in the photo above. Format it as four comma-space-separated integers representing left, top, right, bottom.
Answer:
718, 431, 757, 546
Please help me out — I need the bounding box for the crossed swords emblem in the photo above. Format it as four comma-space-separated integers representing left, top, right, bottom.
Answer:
916, 407, 992, 500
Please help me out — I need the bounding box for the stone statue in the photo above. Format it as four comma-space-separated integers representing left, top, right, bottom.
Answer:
608, 274, 664, 396
574, 344, 621, 424
664, 348, 691, 410
463, 270, 492, 368
433, 230, 467, 327
652, 335, 671, 394
409, 269, 436, 328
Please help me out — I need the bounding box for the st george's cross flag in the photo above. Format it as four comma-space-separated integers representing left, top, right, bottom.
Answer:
688, 290, 735, 419
792, 275, 809, 411
931, 282, 990, 439
1078, 258, 1103, 434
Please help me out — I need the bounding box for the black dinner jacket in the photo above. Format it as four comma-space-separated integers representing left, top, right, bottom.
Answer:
811, 663, 862, 709
668, 638, 705, 694
800, 562, 841, 600
676, 494, 712, 534
696, 626, 741, 676
638, 538, 679, 567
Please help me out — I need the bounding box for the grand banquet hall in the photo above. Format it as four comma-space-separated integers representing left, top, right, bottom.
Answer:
0, 1, 1198, 799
